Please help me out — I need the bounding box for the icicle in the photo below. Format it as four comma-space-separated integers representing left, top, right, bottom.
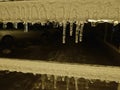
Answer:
62, 21, 66, 44
24, 22, 28, 32
66, 77, 69, 90
56, 22, 59, 28
75, 21, 80, 43
70, 21, 73, 36
31, 22, 34, 25
33, 77, 41, 90
41, 74, 45, 90
85, 80, 89, 89
47, 74, 51, 80
3, 22, 7, 29
41, 21, 45, 26
14, 23, 18, 29
54, 76, 57, 89
59, 22, 63, 27
79, 23, 84, 42
118, 83, 120, 90
62, 76, 65, 81
113, 21, 119, 26
75, 77, 78, 90
91, 22, 96, 27
53, 21, 57, 28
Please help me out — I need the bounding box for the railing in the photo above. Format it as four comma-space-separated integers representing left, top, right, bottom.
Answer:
0, 58, 120, 90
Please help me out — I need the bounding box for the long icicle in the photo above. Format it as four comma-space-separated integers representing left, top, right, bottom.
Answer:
70, 21, 73, 36
75, 21, 80, 43
62, 21, 66, 44
75, 77, 78, 90
79, 22, 84, 42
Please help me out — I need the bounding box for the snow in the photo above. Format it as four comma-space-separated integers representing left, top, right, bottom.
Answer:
0, 58, 120, 83
0, 0, 120, 23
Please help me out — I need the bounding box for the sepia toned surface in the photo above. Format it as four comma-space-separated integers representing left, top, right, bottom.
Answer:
0, 58, 120, 82
0, 0, 120, 90
0, 0, 120, 22
0, 70, 118, 90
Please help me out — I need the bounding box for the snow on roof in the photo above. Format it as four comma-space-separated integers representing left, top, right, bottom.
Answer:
0, 58, 120, 82
0, 0, 120, 22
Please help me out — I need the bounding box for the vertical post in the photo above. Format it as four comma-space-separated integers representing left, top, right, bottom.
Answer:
62, 21, 66, 44
118, 83, 120, 90
24, 22, 28, 32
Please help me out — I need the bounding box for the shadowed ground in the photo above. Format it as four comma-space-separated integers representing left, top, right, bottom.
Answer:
0, 40, 120, 66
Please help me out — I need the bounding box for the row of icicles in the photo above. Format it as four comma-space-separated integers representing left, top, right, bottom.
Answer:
0, 21, 85, 44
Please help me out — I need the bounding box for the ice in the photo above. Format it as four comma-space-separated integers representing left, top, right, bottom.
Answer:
75, 22, 80, 43
24, 22, 28, 32
70, 21, 73, 36
62, 21, 66, 44
66, 77, 69, 90
54, 76, 57, 89
14, 23, 18, 29
0, 0, 120, 23
3, 22, 7, 29
75, 77, 78, 90
79, 23, 84, 42
0, 58, 120, 82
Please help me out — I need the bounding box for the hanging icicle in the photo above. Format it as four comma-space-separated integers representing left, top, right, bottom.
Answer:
91, 22, 96, 27
41, 21, 45, 26
41, 74, 45, 90
62, 21, 66, 44
88, 19, 97, 27
24, 22, 28, 32
79, 22, 84, 42
118, 83, 120, 90
31, 22, 35, 25
54, 76, 57, 89
14, 23, 18, 29
85, 80, 89, 89
47, 74, 51, 80
75, 77, 78, 90
70, 21, 73, 36
66, 77, 69, 90
3, 22, 7, 29
75, 21, 80, 43
113, 21, 119, 26
59, 22, 63, 27
62, 76, 65, 81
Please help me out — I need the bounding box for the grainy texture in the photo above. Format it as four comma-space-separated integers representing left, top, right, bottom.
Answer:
0, 58, 120, 82
0, 70, 118, 90
0, 0, 120, 22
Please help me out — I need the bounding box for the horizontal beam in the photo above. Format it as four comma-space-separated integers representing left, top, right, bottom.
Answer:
0, 0, 120, 22
0, 58, 120, 83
